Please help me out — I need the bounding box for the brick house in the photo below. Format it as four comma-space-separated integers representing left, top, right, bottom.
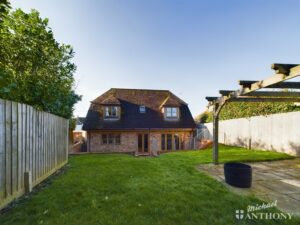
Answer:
83, 88, 196, 155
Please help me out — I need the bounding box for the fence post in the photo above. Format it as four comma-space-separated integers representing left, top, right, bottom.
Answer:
24, 171, 32, 193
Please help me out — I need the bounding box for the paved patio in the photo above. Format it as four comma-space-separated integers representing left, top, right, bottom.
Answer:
198, 158, 300, 215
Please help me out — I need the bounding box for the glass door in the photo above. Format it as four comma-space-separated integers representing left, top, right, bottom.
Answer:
138, 134, 149, 153
174, 134, 180, 150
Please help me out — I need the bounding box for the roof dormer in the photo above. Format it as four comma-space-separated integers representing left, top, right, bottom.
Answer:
162, 107, 180, 120
99, 95, 121, 120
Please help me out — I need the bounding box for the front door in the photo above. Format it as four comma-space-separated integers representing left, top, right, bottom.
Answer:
138, 134, 149, 153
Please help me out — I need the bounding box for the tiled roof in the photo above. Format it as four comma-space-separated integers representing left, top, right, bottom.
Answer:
83, 88, 196, 130
160, 94, 186, 107
99, 95, 121, 105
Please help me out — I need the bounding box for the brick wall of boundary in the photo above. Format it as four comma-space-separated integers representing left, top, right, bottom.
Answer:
0, 99, 69, 209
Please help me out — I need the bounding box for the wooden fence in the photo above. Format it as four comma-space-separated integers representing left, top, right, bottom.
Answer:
199, 111, 300, 156
0, 99, 69, 209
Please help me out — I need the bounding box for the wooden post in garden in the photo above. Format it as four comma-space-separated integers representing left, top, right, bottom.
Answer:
213, 104, 219, 165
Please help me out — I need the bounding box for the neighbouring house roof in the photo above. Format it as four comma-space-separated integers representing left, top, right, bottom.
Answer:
83, 88, 196, 130
74, 117, 86, 131
77, 117, 85, 125
74, 124, 83, 131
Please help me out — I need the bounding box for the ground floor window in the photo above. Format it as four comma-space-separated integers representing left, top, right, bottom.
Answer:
102, 134, 121, 145
161, 133, 181, 151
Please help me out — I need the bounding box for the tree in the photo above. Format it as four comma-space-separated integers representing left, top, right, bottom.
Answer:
0, 0, 11, 23
0, 8, 81, 119
194, 111, 212, 124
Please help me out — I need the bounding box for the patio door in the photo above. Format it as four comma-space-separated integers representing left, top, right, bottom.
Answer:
138, 134, 149, 153
161, 133, 181, 151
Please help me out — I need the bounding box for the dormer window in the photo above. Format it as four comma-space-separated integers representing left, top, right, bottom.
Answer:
164, 107, 179, 119
104, 106, 119, 119
139, 105, 146, 113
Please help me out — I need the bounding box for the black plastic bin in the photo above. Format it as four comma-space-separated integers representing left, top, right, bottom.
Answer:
224, 162, 252, 188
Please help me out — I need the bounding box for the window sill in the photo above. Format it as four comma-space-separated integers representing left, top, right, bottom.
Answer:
102, 143, 121, 145
104, 117, 120, 121
164, 117, 179, 121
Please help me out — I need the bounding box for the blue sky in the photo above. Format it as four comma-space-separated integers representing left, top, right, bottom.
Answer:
10, 0, 300, 117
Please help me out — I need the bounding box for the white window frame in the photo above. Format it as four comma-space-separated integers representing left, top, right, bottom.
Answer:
104, 106, 118, 119
165, 107, 178, 118
102, 134, 121, 145
139, 105, 146, 113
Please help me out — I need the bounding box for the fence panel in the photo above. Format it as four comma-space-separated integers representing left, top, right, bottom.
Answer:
200, 111, 300, 156
0, 99, 69, 209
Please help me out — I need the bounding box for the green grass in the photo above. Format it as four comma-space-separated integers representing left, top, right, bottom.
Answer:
0, 145, 298, 225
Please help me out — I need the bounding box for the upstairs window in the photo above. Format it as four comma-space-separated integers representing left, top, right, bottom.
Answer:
165, 107, 178, 118
139, 105, 146, 113
104, 106, 119, 119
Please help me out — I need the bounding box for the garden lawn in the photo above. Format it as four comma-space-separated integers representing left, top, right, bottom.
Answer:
0, 145, 298, 225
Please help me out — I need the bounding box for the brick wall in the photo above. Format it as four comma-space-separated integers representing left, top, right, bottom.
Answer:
150, 133, 160, 154
88, 131, 194, 153
89, 132, 137, 153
